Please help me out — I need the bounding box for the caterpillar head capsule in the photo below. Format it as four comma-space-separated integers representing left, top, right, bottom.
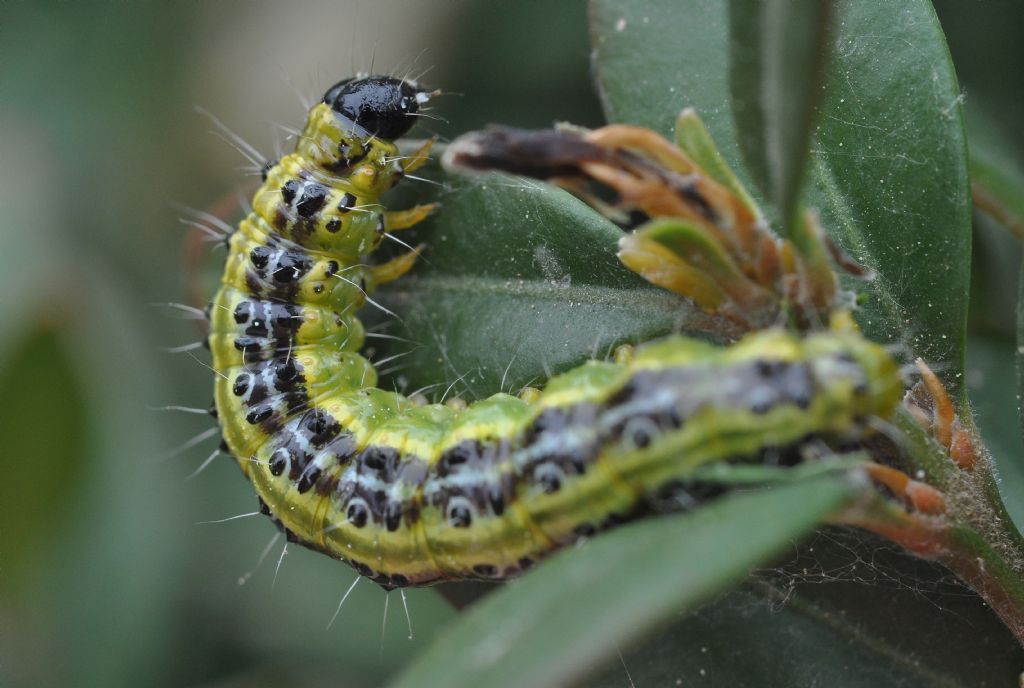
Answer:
322, 75, 435, 141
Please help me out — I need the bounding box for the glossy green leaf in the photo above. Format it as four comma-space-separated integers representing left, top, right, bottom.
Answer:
728, 0, 835, 233
388, 476, 858, 688
371, 173, 706, 398
592, 0, 972, 390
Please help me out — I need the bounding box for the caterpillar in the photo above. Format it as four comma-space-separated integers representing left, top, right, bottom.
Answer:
207, 75, 907, 590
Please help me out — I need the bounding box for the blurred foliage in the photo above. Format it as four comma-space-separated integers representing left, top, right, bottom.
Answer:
1, 2, 1023, 687
0, 3, 597, 686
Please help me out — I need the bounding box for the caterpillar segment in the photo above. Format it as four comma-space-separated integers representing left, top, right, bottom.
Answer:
209, 76, 906, 589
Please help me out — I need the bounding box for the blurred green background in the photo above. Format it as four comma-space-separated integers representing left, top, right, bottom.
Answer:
0, 3, 601, 687
0, 2, 1022, 687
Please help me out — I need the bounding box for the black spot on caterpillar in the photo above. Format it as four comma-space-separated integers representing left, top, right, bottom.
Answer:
206, 75, 904, 589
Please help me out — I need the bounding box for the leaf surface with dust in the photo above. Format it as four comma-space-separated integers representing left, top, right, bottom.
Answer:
370, 173, 706, 398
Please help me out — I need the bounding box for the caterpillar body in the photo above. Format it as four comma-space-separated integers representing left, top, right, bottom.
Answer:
208, 76, 903, 589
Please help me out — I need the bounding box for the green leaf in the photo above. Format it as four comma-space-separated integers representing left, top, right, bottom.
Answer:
586, 530, 1024, 688
387, 476, 858, 688
728, 0, 835, 233
592, 0, 972, 390
371, 173, 706, 398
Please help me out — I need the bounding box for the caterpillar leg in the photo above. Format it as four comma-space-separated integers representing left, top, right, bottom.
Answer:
401, 138, 435, 174
385, 138, 436, 231
385, 203, 438, 231
367, 245, 425, 287
905, 359, 977, 469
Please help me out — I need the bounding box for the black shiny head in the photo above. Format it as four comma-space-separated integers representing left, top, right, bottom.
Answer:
322, 76, 427, 141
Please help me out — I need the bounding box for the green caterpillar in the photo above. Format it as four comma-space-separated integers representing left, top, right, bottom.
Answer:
207, 75, 903, 589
